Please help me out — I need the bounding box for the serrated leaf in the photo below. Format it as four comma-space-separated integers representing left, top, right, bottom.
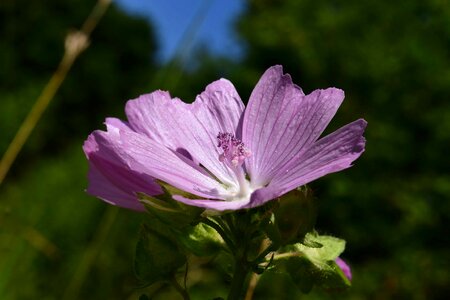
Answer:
294, 233, 346, 264
285, 256, 351, 293
301, 232, 323, 248
274, 233, 350, 293
322, 260, 352, 290
134, 225, 186, 285
285, 255, 315, 293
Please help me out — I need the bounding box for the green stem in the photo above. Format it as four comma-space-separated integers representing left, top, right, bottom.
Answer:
227, 213, 251, 300
227, 259, 251, 300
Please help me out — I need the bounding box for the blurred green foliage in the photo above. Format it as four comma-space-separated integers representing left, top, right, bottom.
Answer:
235, 1, 450, 298
1, 0, 449, 299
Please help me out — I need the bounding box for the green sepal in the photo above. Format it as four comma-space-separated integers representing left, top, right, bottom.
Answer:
275, 233, 350, 293
134, 224, 186, 286
177, 222, 225, 256
275, 186, 316, 244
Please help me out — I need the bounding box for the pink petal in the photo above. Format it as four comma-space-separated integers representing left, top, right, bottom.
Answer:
125, 82, 244, 186
258, 88, 345, 184
83, 128, 161, 211
335, 257, 352, 281
271, 119, 367, 192
85, 157, 148, 211
243, 66, 298, 184
243, 119, 366, 207
124, 90, 184, 149
104, 117, 131, 131
90, 126, 228, 200
193, 78, 245, 136
242, 66, 345, 187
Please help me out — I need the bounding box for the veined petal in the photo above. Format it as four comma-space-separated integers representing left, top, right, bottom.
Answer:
193, 78, 245, 136
244, 119, 366, 207
271, 119, 367, 192
83, 128, 161, 211
85, 157, 148, 211
125, 85, 244, 187
124, 91, 183, 149
243, 66, 300, 184
257, 88, 346, 184
104, 117, 131, 131
91, 126, 228, 200
242, 65, 346, 187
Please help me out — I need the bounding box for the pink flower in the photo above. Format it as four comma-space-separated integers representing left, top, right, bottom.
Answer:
83, 65, 366, 211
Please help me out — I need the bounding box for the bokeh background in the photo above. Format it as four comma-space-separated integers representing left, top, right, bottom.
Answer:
1, 0, 449, 299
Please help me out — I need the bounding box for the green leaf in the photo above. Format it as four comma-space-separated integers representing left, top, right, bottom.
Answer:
134, 224, 186, 285
321, 260, 352, 291
177, 222, 225, 256
301, 232, 323, 248
285, 255, 315, 293
295, 233, 346, 263
284, 255, 351, 293
275, 186, 316, 244
274, 233, 350, 293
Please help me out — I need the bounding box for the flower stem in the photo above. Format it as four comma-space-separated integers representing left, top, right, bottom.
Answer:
226, 212, 252, 300
227, 259, 251, 300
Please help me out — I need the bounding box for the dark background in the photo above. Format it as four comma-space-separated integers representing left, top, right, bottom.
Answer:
1, 0, 449, 299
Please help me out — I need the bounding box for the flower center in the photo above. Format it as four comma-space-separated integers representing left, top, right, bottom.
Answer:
217, 132, 252, 201
217, 132, 251, 167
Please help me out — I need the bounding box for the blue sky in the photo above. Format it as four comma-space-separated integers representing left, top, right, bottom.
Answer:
114, 0, 246, 62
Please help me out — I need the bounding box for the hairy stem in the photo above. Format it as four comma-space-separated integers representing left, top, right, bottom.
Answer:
226, 212, 253, 300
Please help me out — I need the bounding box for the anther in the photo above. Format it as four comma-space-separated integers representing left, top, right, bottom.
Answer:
217, 132, 251, 167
